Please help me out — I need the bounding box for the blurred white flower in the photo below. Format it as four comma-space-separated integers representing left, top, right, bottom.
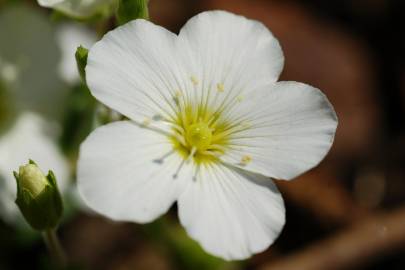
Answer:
56, 24, 96, 84
0, 58, 19, 84
0, 5, 67, 119
38, 0, 115, 19
78, 11, 337, 260
0, 112, 69, 225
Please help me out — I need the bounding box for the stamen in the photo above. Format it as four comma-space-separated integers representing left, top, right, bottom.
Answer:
187, 147, 197, 163
207, 144, 227, 153
153, 149, 175, 164
212, 119, 252, 141
193, 164, 201, 181
173, 147, 196, 179
142, 117, 152, 126
152, 114, 163, 121
139, 122, 172, 137
175, 90, 183, 98
171, 123, 185, 135
240, 121, 251, 129
172, 132, 187, 147
217, 83, 225, 92
240, 155, 252, 165
200, 150, 221, 158
173, 158, 186, 179
167, 77, 244, 165
191, 75, 199, 86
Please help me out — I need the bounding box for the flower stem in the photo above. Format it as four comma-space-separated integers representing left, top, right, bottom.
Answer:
42, 229, 67, 268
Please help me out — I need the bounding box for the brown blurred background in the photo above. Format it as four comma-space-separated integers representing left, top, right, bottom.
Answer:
153, 0, 405, 268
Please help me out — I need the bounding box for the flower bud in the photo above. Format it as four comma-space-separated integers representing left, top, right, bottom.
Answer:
75, 45, 88, 83
18, 163, 48, 197
14, 160, 63, 231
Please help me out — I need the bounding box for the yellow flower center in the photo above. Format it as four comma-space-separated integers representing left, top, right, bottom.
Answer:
169, 102, 230, 164
159, 78, 251, 165
186, 122, 212, 151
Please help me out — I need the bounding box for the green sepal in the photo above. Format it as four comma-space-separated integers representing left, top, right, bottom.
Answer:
14, 171, 20, 193
14, 170, 63, 231
75, 45, 89, 83
28, 159, 37, 165
116, 0, 149, 25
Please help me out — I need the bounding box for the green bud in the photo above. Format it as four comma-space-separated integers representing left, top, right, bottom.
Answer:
14, 160, 63, 231
18, 163, 48, 197
117, 0, 149, 25
75, 45, 89, 83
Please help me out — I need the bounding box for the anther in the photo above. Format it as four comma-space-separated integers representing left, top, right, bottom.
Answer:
142, 117, 152, 126
217, 83, 224, 92
153, 149, 175, 164
240, 121, 251, 129
173, 147, 196, 178
152, 114, 163, 121
240, 155, 252, 165
191, 76, 199, 85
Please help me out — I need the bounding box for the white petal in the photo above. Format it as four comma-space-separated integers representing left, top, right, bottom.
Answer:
221, 81, 337, 180
0, 112, 69, 224
86, 20, 190, 124
178, 164, 285, 260
38, 0, 113, 18
37, 0, 63, 7
178, 10, 284, 98
78, 121, 193, 223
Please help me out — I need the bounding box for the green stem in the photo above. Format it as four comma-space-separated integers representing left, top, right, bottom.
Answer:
42, 229, 67, 268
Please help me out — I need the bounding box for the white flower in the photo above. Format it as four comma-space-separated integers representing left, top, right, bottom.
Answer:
56, 23, 96, 84
0, 5, 68, 118
38, 0, 114, 19
0, 112, 69, 225
78, 11, 337, 260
